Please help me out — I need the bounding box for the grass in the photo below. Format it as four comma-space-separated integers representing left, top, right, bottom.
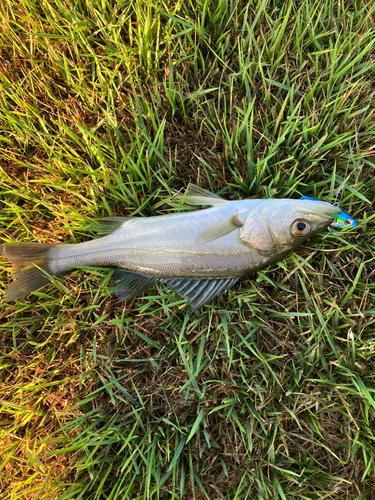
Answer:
0, 0, 375, 498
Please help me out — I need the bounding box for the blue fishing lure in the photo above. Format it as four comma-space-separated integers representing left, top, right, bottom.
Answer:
300, 196, 357, 229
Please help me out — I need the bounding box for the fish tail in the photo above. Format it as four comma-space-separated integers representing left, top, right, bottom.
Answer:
0, 242, 57, 301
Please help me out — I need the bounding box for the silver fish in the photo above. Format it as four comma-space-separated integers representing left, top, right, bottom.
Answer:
0, 185, 341, 311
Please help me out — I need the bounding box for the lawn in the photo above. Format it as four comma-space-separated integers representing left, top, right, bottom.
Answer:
0, 0, 375, 498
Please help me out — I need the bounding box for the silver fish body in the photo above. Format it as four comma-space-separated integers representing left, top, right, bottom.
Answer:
1, 186, 341, 310
50, 198, 338, 277
50, 200, 267, 278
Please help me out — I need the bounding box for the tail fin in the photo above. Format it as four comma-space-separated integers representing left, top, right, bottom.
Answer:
1, 242, 56, 301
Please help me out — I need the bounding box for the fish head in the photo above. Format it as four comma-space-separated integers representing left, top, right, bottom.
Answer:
239, 199, 341, 254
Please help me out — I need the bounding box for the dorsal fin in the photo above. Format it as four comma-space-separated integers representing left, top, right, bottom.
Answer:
89, 217, 135, 235
185, 184, 224, 199
177, 184, 228, 207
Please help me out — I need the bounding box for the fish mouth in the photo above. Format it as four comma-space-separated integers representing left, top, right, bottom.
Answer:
295, 200, 341, 220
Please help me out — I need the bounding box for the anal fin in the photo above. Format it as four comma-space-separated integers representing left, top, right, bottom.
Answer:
111, 269, 159, 300
161, 277, 239, 312
111, 269, 239, 312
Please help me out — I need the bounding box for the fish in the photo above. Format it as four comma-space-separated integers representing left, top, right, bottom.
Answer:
300, 196, 358, 229
1, 185, 345, 312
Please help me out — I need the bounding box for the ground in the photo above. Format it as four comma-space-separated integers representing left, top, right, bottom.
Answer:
0, 0, 375, 499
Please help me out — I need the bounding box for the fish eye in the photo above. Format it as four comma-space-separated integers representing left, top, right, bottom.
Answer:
291, 220, 311, 237
344, 218, 352, 226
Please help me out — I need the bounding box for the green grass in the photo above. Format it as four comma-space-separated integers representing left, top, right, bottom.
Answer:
0, 0, 375, 498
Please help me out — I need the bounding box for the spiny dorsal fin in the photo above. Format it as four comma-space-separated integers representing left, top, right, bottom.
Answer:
185, 184, 224, 199
177, 184, 228, 207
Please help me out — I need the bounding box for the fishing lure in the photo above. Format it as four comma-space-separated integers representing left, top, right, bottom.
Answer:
300, 196, 358, 229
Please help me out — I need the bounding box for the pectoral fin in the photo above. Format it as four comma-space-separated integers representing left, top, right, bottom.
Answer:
197, 214, 243, 244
